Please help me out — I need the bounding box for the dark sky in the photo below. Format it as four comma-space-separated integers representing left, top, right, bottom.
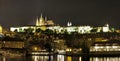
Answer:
0, 0, 120, 28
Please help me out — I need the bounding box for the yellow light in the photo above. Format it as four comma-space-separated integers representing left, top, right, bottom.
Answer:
0, 25, 2, 33
40, 26, 46, 31
94, 46, 99, 49
67, 56, 72, 61
66, 48, 72, 52
34, 47, 38, 51
66, 48, 69, 51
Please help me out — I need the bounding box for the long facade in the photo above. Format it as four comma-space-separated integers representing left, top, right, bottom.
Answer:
10, 15, 110, 34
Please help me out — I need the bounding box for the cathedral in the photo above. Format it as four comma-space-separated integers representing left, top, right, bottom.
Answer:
36, 14, 55, 26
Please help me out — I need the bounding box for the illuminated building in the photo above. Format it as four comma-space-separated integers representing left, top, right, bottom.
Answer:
0, 38, 25, 54
62, 26, 92, 34
78, 26, 92, 33
2, 40, 24, 49
0, 25, 2, 33
90, 41, 120, 52
10, 24, 110, 34
103, 23, 109, 32
36, 14, 55, 26
10, 15, 111, 34
67, 22, 72, 26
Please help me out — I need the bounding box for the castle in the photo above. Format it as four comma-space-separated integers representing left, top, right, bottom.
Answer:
10, 14, 110, 34
36, 14, 55, 26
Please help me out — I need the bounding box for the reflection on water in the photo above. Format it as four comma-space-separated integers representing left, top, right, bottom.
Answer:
0, 55, 25, 61
32, 56, 49, 61
1, 55, 120, 61
79, 57, 82, 61
3, 56, 5, 61
67, 56, 72, 61
31, 56, 54, 61
57, 55, 64, 61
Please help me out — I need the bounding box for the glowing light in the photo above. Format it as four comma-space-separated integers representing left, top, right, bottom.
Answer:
40, 26, 46, 31
34, 47, 38, 51
94, 46, 100, 49
112, 46, 116, 48
66, 48, 72, 52
32, 56, 39, 61
95, 57, 99, 61
67, 56, 72, 61
3, 56, 6, 61
57, 55, 64, 61
106, 46, 110, 48
0, 25, 2, 33
103, 27, 109, 32
79, 57, 82, 61
31, 52, 49, 54
57, 50, 65, 54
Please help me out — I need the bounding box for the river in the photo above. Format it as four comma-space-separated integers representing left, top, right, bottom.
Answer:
0, 55, 120, 61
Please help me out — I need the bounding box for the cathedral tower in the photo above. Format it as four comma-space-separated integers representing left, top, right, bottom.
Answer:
39, 14, 45, 26
35, 13, 55, 26
36, 16, 39, 26
36, 14, 45, 26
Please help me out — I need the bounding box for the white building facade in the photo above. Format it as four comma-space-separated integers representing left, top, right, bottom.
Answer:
10, 15, 110, 34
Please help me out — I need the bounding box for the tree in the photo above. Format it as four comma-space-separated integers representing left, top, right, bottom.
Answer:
35, 28, 42, 33
90, 29, 97, 33
24, 28, 34, 34
44, 43, 52, 52
44, 29, 53, 35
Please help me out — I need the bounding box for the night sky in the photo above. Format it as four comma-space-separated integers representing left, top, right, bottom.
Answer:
0, 0, 120, 28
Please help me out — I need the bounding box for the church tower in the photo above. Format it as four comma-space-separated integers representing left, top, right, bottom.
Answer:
35, 13, 55, 26
36, 14, 46, 26
36, 16, 39, 26
69, 22, 72, 26
67, 22, 70, 26
39, 14, 45, 26
67, 21, 72, 26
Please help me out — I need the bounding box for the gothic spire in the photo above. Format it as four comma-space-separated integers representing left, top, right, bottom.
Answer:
36, 16, 39, 26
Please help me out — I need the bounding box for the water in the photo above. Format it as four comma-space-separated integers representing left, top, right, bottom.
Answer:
0, 55, 120, 61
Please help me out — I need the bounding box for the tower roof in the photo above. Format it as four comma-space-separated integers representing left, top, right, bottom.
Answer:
39, 13, 44, 22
